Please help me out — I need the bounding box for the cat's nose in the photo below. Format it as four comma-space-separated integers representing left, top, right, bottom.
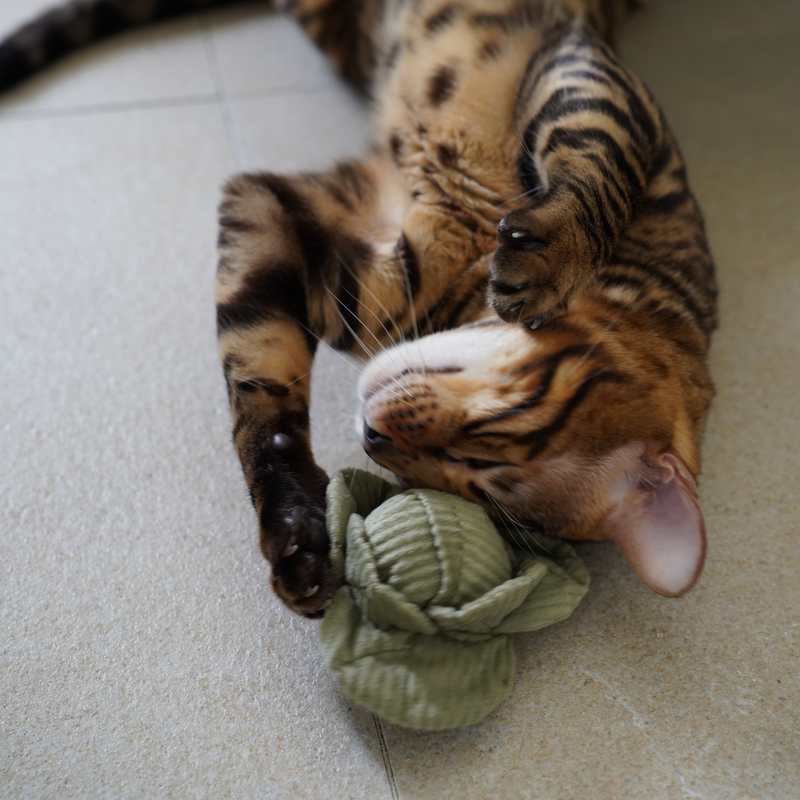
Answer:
363, 421, 392, 452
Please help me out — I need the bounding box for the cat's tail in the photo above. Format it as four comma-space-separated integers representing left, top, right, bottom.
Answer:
0, 0, 261, 92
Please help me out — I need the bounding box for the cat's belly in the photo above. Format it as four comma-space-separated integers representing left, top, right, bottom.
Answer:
375, 0, 544, 227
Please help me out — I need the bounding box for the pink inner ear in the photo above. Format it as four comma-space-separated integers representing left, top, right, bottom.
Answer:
607, 454, 707, 597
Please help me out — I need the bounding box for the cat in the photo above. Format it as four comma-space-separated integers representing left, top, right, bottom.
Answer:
1, 0, 717, 618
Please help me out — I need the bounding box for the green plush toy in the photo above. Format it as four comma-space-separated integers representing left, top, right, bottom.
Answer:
319, 469, 590, 730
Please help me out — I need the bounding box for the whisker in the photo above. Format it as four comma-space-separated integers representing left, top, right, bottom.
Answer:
231, 369, 353, 393
326, 258, 424, 403
516, 122, 536, 161
339, 282, 402, 351
422, 307, 435, 338
335, 252, 406, 347
323, 284, 378, 359
378, 381, 418, 407
494, 187, 539, 210
285, 370, 312, 388
337, 293, 391, 354
333, 278, 419, 396
489, 493, 553, 555
291, 316, 372, 378
487, 494, 533, 555
396, 243, 429, 378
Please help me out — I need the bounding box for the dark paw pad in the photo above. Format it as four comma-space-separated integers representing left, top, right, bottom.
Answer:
247, 420, 336, 616
267, 505, 338, 618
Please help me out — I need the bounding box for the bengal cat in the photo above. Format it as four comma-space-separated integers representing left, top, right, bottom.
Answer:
1, 0, 718, 618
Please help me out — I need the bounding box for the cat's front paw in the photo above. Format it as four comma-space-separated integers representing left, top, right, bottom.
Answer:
256, 432, 339, 618
488, 205, 596, 328
265, 502, 338, 618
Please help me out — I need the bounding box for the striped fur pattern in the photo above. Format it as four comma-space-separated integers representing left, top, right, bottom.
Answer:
1, 0, 717, 617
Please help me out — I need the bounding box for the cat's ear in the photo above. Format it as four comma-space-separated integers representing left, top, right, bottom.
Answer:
603, 452, 706, 597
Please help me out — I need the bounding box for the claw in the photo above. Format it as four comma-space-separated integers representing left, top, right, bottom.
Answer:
283, 540, 298, 557
303, 585, 319, 598
527, 316, 545, 330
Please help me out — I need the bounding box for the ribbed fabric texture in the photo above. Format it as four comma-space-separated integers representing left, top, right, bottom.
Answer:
320, 469, 590, 730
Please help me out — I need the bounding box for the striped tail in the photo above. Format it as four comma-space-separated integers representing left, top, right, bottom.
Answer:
0, 0, 255, 92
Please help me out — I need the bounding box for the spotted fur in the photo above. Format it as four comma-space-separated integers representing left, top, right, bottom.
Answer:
1, 0, 716, 616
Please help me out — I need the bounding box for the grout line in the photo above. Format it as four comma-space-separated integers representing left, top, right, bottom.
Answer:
373, 714, 401, 800
0, 80, 342, 125
0, 92, 220, 123
199, 13, 247, 172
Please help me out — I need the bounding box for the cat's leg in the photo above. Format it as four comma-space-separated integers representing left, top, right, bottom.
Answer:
216, 154, 422, 616
490, 23, 668, 327
217, 184, 329, 618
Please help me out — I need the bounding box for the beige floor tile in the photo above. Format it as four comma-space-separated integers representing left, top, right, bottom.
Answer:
228, 85, 374, 173
0, 12, 214, 114
0, 105, 390, 799
203, 2, 337, 96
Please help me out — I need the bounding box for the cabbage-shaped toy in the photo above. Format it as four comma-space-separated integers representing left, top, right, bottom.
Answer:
319, 469, 590, 730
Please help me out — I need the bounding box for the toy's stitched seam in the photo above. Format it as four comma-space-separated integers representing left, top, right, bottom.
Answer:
418, 492, 445, 610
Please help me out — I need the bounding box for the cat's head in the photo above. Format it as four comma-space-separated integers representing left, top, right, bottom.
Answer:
356, 302, 712, 596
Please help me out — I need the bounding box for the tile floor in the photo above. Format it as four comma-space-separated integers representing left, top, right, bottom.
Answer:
0, 0, 798, 797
